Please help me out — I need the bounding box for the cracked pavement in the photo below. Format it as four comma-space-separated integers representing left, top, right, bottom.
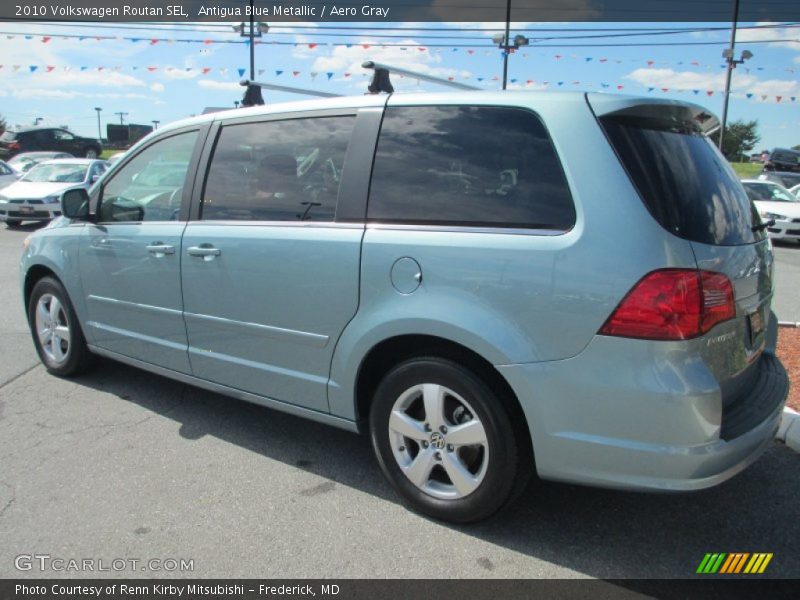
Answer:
0, 225, 798, 580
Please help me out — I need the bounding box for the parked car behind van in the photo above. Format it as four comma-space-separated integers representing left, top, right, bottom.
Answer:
0, 127, 102, 159
20, 92, 787, 523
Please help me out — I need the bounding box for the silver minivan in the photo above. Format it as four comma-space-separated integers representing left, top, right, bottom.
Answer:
20, 92, 788, 523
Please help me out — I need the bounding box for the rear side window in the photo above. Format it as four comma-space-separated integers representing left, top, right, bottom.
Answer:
600, 111, 763, 245
202, 116, 355, 222
368, 106, 575, 230
0, 132, 16, 142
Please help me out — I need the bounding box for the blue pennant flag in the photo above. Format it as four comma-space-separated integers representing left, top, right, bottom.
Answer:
326, 72, 333, 80
238, 68, 245, 77
29, 65, 37, 72
276, 70, 283, 76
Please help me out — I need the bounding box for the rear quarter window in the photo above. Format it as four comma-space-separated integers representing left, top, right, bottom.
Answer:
367, 105, 575, 230
600, 111, 764, 246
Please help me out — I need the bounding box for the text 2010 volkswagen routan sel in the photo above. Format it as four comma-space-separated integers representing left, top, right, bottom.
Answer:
21, 92, 788, 523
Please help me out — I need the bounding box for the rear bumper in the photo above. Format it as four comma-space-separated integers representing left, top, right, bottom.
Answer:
498, 337, 788, 492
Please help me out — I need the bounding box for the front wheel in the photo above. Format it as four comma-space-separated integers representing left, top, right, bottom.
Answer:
5, 219, 21, 227
84, 148, 98, 159
28, 277, 93, 376
369, 357, 526, 523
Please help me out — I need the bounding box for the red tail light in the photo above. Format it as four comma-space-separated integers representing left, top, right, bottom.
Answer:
8, 142, 20, 151
599, 269, 735, 341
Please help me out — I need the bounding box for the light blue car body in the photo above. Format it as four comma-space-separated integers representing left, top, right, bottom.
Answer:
20, 91, 787, 492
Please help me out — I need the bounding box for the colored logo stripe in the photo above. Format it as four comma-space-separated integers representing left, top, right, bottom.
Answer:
697, 553, 773, 574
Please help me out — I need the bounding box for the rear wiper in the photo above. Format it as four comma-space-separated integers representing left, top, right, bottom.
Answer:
752, 219, 775, 232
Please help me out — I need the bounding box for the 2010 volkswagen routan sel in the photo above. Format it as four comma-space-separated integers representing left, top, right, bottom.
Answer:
20, 92, 788, 523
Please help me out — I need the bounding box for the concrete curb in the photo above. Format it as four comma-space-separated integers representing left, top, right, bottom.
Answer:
776, 407, 800, 453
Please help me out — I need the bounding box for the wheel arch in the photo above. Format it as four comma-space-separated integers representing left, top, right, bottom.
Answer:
352, 333, 533, 466
23, 264, 60, 315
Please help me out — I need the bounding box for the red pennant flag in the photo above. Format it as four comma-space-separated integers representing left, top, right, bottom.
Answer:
467, 50, 474, 54
292, 71, 300, 76
203, 39, 213, 45
448, 76, 454, 81
661, 88, 668, 92
97, 67, 105, 71
526, 79, 533, 84
691, 60, 699, 66
599, 58, 607, 63
776, 96, 782, 102
707, 90, 714, 96
647, 60, 654, 67
147, 66, 158, 72
150, 39, 158, 45
617, 85, 624, 90
555, 54, 562, 60
308, 43, 317, 49
362, 44, 370, 49
46, 65, 55, 72
418, 47, 427, 52
201, 67, 211, 74
344, 72, 351, 78
42, 36, 51, 43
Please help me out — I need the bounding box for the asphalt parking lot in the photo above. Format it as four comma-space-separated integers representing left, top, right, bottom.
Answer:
0, 224, 798, 580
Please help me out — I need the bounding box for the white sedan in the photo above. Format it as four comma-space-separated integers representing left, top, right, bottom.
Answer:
0, 160, 20, 189
741, 178, 800, 243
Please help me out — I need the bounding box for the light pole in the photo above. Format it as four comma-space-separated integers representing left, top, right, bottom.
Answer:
114, 112, 128, 126
152, 120, 160, 130
719, 0, 752, 152
233, 3, 268, 80
94, 107, 102, 141
492, 1, 528, 91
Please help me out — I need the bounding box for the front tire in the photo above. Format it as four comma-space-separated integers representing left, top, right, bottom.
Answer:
84, 148, 99, 159
369, 357, 524, 523
5, 219, 21, 227
28, 276, 93, 376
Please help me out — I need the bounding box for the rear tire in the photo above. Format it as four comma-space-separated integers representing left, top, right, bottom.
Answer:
28, 276, 93, 377
369, 356, 524, 523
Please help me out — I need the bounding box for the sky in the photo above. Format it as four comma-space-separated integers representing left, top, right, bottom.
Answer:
0, 20, 798, 151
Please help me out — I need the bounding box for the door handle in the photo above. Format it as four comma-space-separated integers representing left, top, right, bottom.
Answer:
146, 243, 176, 257
187, 244, 221, 261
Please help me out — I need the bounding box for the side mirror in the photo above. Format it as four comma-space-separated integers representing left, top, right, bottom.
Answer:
91, 174, 100, 183
61, 188, 90, 220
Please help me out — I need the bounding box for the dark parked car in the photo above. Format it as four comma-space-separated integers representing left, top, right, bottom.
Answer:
0, 127, 102, 160
763, 148, 800, 172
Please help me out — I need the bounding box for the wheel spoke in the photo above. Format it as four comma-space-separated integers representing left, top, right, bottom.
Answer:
54, 325, 71, 345
37, 326, 51, 346
49, 297, 62, 321
422, 383, 446, 430
36, 299, 50, 325
446, 419, 487, 447
50, 336, 66, 362
403, 447, 436, 488
442, 452, 480, 496
389, 410, 428, 441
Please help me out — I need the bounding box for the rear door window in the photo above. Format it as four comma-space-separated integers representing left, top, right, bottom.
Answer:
367, 105, 575, 230
201, 116, 355, 222
600, 110, 763, 246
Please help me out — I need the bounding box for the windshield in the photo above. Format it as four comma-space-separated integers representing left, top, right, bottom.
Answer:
22, 163, 88, 183
744, 182, 798, 203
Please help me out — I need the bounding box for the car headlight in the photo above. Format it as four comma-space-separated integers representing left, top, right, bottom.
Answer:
44, 194, 61, 204
760, 211, 786, 220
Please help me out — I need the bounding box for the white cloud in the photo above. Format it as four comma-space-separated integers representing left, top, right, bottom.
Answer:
150, 82, 165, 92
197, 79, 241, 91
624, 67, 800, 98
738, 22, 800, 52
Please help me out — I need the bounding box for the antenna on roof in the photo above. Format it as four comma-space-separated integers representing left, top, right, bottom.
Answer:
239, 79, 342, 101
362, 61, 480, 91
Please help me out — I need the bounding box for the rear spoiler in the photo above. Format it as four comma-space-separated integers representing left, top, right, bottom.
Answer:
586, 93, 720, 136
